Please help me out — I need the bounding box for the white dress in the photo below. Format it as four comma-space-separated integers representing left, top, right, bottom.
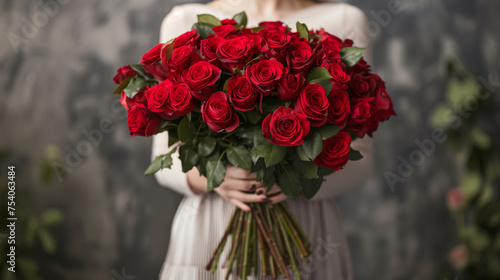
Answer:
152, 3, 372, 279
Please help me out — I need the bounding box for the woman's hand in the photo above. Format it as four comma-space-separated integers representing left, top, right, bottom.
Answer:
188, 165, 287, 211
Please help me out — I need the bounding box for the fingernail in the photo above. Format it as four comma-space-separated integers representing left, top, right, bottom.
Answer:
256, 190, 264, 195
261, 197, 268, 201
249, 184, 257, 191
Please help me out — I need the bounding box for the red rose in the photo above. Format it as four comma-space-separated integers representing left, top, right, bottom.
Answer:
182, 61, 221, 101
346, 97, 374, 137
113, 66, 136, 84
288, 40, 314, 75
372, 74, 396, 121
261, 29, 291, 61
221, 18, 236, 25
201, 91, 240, 132
146, 80, 172, 115
227, 75, 258, 111
327, 88, 350, 128
200, 35, 225, 69
313, 131, 351, 171
242, 29, 263, 52
246, 59, 286, 96
216, 37, 254, 72
262, 106, 310, 146
323, 62, 350, 88
120, 86, 148, 110
174, 30, 200, 49
258, 21, 287, 31
314, 28, 342, 43
141, 43, 163, 65
348, 73, 377, 98
277, 73, 305, 101
294, 83, 329, 127
164, 83, 199, 120
165, 45, 202, 73
127, 104, 161, 137
213, 24, 236, 37
316, 38, 342, 65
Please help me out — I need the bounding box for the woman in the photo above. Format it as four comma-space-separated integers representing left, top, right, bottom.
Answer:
152, 0, 373, 279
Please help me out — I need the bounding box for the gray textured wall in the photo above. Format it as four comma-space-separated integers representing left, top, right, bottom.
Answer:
0, 0, 499, 280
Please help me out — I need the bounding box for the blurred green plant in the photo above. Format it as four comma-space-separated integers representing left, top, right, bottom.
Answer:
431, 60, 500, 280
0, 148, 65, 280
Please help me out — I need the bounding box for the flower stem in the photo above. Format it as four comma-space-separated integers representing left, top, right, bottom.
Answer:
241, 212, 253, 279
206, 209, 237, 271
277, 210, 302, 280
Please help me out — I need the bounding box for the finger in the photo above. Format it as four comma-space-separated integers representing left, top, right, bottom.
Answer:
226, 166, 257, 180
229, 198, 251, 212
228, 190, 268, 203
224, 178, 263, 192
267, 192, 287, 204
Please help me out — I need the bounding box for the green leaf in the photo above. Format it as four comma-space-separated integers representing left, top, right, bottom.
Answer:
179, 145, 199, 173
160, 41, 175, 63
296, 145, 310, 161
124, 76, 146, 99
40, 209, 64, 227
206, 158, 226, 191
168, 129, 179, 147
301, 177, 323, 199
306, 67, 333, 83
177, 116, 197, 143
227, 146, 253, 170
349, 148, 363, 161
233, 12, 248, 28
315, 124, 341, 140
256, 141, 287, 167
318, 79, 333, 95
293, 157, 319, 179
446, 77, 478, 106
470, 127, 491, 150
296, 21, 309, 41
318, 166, 335, 176
113, 76, 132, 94
38, 229, 56, 254
263, 167, 276, 191
301, 132, 323, 160
198, 137, 217, 157
251, 26, 266, 33
340, 47, 366, 68
277, 166, 301, 198
130, 63, 149, 78
192, 22, 216, 39
261, 98, 286, 115
245, 111, 261, 124
460, 171, 482, 200
144, 155, 163, 175
428, 103, 454, 128
198, 14, 222, 26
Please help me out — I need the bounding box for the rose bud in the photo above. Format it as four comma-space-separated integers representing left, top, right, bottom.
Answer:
288, 40, 314, 75
182, 61, 222, 101
173, 30, 200, 49
165, 45, 202, 74
227, 75, 259, 111
277, 73, 305, 102
246, 59, 287, 96
313, 131, 351, 171
127, 104, 161, 137
221, 18, 236, 25
216, 36, 254, 72
262, 106, 310, 147
141, 43, 163, 65
446, 188, 465, 212
113, 65, 136, 85
201, 91, 240, 132
327, 88, 350, 128
448, 244, 468, 271
294, 83, 329, 127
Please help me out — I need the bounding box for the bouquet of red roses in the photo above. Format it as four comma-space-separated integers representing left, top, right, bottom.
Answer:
113, 12, 395, 280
